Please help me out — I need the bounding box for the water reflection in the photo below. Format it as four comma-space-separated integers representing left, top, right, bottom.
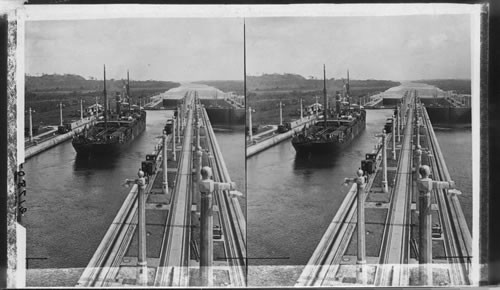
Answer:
73, 153, 122, 171
293, 151, 341, 169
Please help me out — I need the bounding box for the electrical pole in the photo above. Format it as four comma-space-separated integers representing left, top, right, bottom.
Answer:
376, 130, 388, 193
300, 98, 303, 121
172, 117, 177, 162
28, 107, 33, 142
279, 101, 283, 126
80, 99, 83, 120
162, 132, 168, 195
124, 170, 147, 286
392, 116, 396, 160
344, 170, 367, 284
396, 105, 400, 143
59, 102, 63, 127
248, 106, 253, 142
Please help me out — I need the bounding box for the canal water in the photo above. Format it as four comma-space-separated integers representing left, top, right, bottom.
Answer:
247, 109, 395, 268
246, 88, 473, 286
24, 110, 244, 276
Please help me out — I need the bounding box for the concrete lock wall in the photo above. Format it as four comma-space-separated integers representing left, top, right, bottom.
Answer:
162, 99, 182, 108
426, 107, 471, 124
382, 98, 401, 106
25, 119, 94, 159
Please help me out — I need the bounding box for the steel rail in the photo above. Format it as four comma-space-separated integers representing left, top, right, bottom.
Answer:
155, 92, 195, 286
420, 105, 471, 285
200, 105, 247, 286
375, 93, 414, 286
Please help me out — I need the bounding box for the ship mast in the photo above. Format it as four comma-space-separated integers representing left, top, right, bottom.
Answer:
323, 64, 327, 127
104, 65, 108, 131
346, 69, 350, 107
127, 70, 131, 113
243, 19, 247, 111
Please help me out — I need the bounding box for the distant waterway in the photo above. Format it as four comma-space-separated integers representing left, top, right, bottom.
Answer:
23, 110, 244, 284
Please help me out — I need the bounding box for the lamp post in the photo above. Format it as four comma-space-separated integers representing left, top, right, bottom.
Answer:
416, 165, 457, 286
124, 170, 148, 286
300, 98, 303, 121
176, 105, 181, 143
279, 101, 283, 126
59, 102, 63, 126
248, 106, 253, 142
172, 117, 177, 162
396, 105, 400, 143
376, 130, 388, 193
344, 169, 367, 284
199, 166, 237, 286
28, 107, 33, 142
392, 116, 396, 160
162, 131, 168, 195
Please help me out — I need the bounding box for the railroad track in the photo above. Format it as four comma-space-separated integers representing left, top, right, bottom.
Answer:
155, 91, 195, 286
376, 92, 414, 285
200, 102, 247, 286
420, 103, 471, 285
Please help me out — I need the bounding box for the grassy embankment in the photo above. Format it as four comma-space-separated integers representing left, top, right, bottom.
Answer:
25, 74, 180, 134
246, 74, 399, 126
413, 79, 471, 95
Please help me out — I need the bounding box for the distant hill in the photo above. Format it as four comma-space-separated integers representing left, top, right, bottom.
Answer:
195, 74, 399, 97
26, 74, 181, 94
247, 73, 399, 95
195, 80, 244, 95
414, 79, 471, 94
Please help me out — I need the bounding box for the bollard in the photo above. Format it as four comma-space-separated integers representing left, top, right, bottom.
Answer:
416, 165, 456, 286
199, 166, 236, 286
376, 130, 388, 193
344, 170, 367, 284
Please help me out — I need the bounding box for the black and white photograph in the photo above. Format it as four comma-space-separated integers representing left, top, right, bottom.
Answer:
14, 10, 246, 287
1, 2, 490, 289
245, 7, 481, 287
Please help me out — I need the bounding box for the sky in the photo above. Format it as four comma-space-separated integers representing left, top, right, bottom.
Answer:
26, 18, 245, 82
26, 14, 472, 82
246, 15, 472, 81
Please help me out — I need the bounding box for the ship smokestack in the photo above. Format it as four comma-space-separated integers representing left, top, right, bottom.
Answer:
323, 64, 327, 127
104, 65, 108, 131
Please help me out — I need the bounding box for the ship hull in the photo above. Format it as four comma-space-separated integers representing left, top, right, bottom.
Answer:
72, 112, 146, 156
292, 115, 366, 155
